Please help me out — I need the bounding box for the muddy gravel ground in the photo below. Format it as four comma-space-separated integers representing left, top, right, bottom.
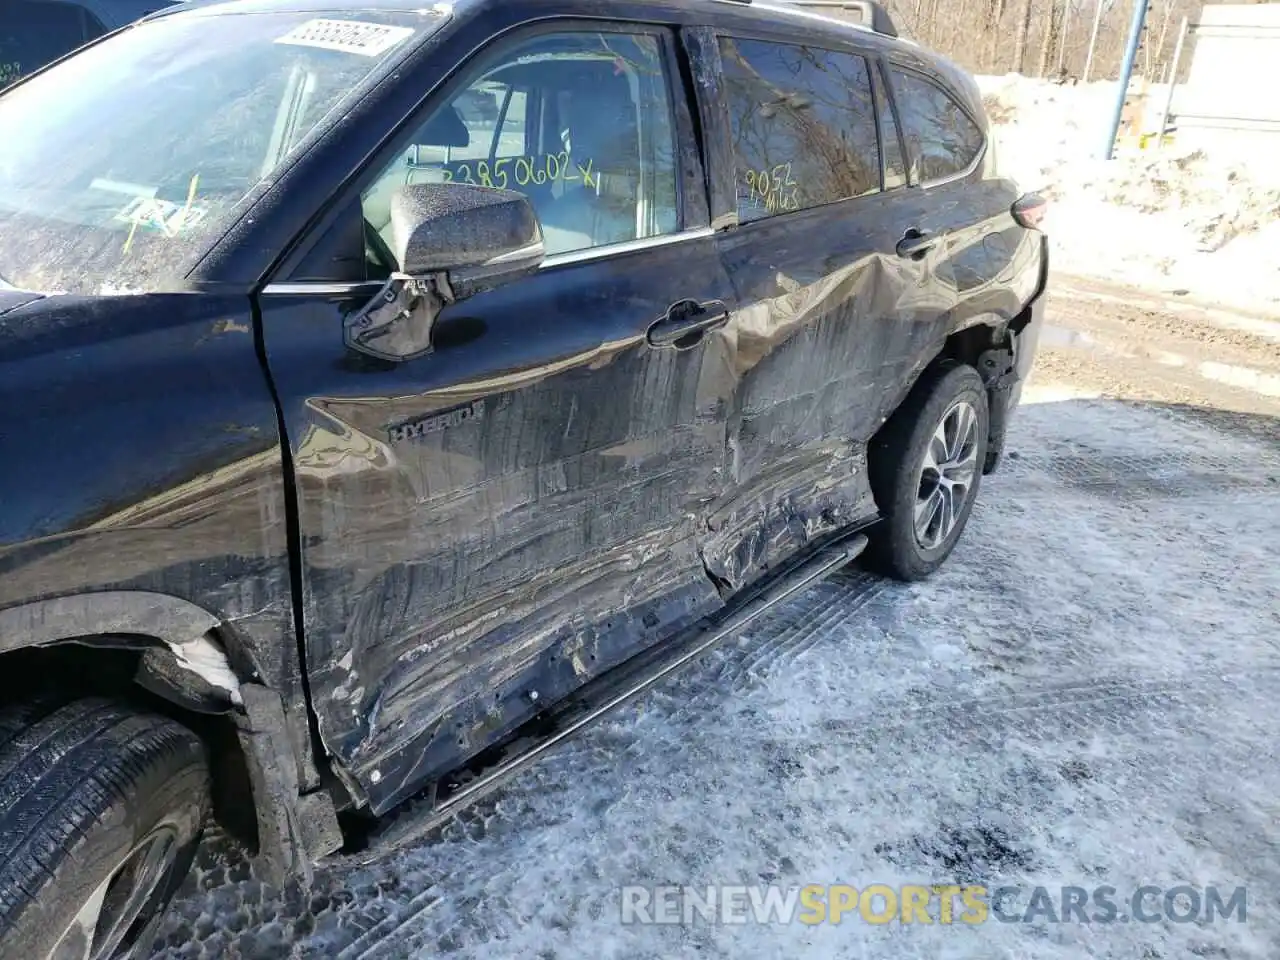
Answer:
150, 276, 1279, 959
1034, 277, 1280, 425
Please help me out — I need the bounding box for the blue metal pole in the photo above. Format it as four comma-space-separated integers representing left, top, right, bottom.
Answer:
1100, 0, 1151, 159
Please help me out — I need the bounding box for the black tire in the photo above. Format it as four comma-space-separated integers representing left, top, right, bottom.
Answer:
0, 698, 209, 960
866, 361, 989, 581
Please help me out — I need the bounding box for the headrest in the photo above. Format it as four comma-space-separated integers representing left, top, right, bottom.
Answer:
420, 105, 470, 148
568, 74, 637, 166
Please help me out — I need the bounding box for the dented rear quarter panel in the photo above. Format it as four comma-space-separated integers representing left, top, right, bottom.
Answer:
702, 178, 1037, 593
686, 16, 1034, 592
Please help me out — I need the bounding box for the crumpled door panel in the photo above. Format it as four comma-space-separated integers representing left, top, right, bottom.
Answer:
260, 234, 737, 814
704, 196, 952, 592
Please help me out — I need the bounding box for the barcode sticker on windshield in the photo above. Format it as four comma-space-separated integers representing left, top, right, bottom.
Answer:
275, 19, 414, 57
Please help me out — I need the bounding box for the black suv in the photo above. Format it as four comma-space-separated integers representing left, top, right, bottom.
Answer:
0, 0, 178, 89
0, 0, 1046, 953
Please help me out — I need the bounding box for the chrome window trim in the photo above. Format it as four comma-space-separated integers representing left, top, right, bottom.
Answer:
261, 281, 380, 296
261, 228, 714, 296
539, 227, 713, 269
915, 140, 986, 190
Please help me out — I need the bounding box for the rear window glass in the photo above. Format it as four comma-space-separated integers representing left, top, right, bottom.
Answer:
888, 68, 984, 183
719, 37, 880, 222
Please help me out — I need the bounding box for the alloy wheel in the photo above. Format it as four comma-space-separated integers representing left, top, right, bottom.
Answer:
914, 399, 979, 550
48, 827, 180, 960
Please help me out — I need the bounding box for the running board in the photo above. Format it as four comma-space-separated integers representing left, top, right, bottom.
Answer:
360, 531, 869, 862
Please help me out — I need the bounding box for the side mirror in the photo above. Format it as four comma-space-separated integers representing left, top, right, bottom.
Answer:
392, 182, 544, 293
346, 183, 545, 362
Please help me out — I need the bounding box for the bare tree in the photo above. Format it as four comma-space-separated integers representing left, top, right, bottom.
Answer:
1014, 0, 1035, 72
986, 0, 1008, 72
814, 0, 1200, 81
1036, 0, 1060, 76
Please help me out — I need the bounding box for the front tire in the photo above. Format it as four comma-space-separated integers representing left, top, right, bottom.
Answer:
0, 698, 209, 960
867, 361, 989, 581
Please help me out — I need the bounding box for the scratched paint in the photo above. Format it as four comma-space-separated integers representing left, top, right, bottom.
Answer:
262, 228, 742, 814
0, 0, 1049, 915
260, 169, 1037, 817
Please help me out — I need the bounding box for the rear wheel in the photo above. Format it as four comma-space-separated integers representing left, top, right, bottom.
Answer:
867, 361, 989, 580
0, 698, 208, 960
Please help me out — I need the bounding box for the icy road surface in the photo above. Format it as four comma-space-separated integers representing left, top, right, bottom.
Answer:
153, 283, 1280, 960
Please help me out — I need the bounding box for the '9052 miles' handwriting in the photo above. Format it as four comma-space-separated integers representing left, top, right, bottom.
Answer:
744, 162, 801, 213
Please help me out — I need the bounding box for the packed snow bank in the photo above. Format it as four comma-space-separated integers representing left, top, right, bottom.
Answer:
977, 74, 1280, 314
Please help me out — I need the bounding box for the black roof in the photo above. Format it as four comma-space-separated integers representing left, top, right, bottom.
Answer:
140, 0, 982, 107
150, 0, 895, 39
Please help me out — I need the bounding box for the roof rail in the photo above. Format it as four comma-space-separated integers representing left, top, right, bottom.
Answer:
774, 0, 901, 38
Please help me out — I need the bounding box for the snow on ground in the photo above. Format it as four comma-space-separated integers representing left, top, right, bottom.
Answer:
151, 391, 1280, 959
977, 74, 1280, 315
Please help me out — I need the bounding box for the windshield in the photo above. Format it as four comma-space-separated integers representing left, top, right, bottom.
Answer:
0, 8, 443, 294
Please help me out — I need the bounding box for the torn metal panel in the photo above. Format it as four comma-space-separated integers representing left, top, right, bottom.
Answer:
700, 448, 875, 594
349, 535, 718, 812
237, 684, 343, 886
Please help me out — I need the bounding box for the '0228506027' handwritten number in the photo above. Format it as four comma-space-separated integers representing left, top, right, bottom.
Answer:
442, 152, 598, 190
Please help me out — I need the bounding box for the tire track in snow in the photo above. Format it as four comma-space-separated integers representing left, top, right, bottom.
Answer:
999, 451, 1280, 500
335, 887, 442, 960
705, 569, 886, 696
798, 665, 1280, 757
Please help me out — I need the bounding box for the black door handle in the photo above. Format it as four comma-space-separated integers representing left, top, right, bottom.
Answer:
646, 298, 729, 349
896, 227, 938, 260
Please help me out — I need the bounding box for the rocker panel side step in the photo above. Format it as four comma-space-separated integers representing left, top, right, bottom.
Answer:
360, 530, 869, 862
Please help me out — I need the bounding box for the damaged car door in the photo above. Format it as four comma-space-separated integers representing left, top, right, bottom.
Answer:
691, 29, 933, 592
258, 23, 737, 814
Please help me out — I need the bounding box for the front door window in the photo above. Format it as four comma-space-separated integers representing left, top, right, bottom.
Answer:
362, 31, 681, 261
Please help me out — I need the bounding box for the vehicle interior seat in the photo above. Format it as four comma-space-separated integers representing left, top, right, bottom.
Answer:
537, 67, 641, 255
364, 105, 470, 257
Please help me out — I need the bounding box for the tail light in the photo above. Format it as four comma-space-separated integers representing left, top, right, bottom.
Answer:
1012, 193, 1048, 230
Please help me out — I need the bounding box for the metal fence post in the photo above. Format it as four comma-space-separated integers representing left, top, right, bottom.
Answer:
1155, 16, 1190, 148
1101, 0, 1152, 159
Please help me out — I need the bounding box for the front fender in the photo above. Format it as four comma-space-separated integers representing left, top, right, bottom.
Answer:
0, 589, 220, 652
0, 589, 242, 704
